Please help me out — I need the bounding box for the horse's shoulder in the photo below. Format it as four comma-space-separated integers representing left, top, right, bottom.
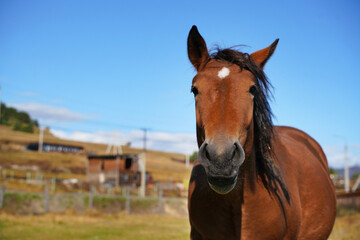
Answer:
272, 126, 336, 239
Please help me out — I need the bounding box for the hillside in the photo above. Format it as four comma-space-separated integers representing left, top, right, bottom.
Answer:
335, 166, 360, 179
0, 125, 192, 182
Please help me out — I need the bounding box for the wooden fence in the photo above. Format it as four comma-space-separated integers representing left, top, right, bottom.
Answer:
336, 191, 360, 211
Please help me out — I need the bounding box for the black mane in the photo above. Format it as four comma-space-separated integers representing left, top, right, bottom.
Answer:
210, 48, 290, 204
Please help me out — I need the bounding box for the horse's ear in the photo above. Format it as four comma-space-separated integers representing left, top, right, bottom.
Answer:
187, 25, 209, 71
250, 39, 279, 68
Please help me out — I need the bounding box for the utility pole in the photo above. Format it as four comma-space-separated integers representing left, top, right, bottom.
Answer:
38, 126, 44, 152
142, 128, 148, 152
344, 142, 350, 193
186, 155, 190, 168
334, 135, 350, 193
139, 152, 146, 197
139, 128, 149, 197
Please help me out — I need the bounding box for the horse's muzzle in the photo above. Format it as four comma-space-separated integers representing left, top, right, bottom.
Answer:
198, 138, 245, 194
207, 173, 238, 194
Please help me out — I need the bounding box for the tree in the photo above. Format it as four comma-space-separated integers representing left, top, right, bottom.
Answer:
1, 102, 37, 133
329, 168, 337, 175
190, 151, 198, 163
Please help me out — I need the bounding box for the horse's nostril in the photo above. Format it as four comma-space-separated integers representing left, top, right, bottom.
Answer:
231, 147, 236, 160
231, 142, 239, 159
205, 146, 211, 161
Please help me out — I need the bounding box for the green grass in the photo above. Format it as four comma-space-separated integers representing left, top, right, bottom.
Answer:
2, 192, 43, 213
92, 196, 126, 208
83, 195, 126, 208
4, 192, 42, 205
131, 198, 157, 209
0, 213, 190, 240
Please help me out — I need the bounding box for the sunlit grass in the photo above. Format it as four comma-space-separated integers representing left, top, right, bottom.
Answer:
329, 213, 360, 240
0, 211, 358, 240
0, 212, 190, 240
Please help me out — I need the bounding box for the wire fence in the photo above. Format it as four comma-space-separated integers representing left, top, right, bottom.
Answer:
0, 183, 187, 215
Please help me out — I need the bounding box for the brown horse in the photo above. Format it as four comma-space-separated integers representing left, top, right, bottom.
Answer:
187, 25, 336, 240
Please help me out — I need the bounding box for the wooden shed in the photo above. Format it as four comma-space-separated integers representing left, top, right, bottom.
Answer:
87, 154, 142, 186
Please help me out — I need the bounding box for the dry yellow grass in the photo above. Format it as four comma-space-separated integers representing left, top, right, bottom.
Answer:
0, 151, 86, 170
0, 212, 190, 240
329, 213, 360, 240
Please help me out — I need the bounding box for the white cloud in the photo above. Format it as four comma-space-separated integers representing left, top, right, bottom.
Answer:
51, 129, 198, 155
11, 103, 92, 123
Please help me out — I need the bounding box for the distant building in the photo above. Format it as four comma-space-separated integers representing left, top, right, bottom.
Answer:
27, 142, 84, 153
87, 154, 152, 186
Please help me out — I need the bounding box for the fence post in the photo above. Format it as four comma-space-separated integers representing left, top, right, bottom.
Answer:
44, 185, 49, 213
36, 172, 42, 182
89, 185, 94, 210
126, 186, 130, 214
158, 188, 163, 214
154, 184, 158, 197
26, 172, 31, 182
51, 177, 56, 192
0, 183, 5, 208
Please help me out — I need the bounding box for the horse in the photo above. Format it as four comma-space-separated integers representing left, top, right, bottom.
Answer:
187, 25, 336, 240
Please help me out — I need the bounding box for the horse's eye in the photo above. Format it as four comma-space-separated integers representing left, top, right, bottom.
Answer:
249, 85, 257, 95
191, 86, 199, 96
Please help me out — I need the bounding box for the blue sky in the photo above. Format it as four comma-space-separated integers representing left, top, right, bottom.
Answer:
0, 0, 359, 167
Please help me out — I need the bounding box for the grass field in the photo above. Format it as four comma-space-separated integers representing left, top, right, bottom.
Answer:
0, 213, 190, 240
329, 213, 360, 240
0, 212, 359, 240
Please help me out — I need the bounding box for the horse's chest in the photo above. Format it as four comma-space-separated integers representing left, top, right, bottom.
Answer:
189, 188, 289, 240
240, 201, 287, 239
239, 186, 290, 240
189, 195, 242, 240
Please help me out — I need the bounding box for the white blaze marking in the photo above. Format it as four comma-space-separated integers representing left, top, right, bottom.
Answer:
218, 67, 230, 79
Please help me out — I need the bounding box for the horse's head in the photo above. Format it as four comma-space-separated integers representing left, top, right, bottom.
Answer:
187, 26, 278, 194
